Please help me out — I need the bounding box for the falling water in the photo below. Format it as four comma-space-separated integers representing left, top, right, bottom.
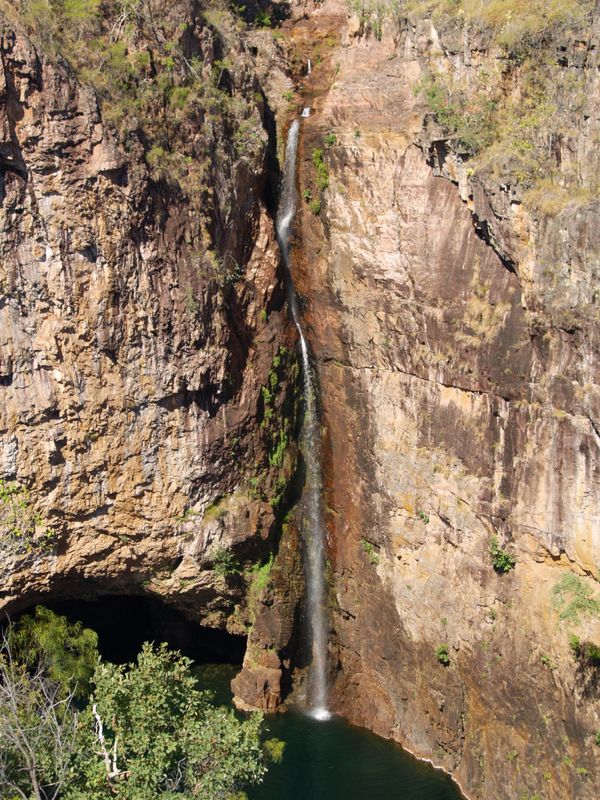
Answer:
275, 119, 331, 722
307, 58, 312, 75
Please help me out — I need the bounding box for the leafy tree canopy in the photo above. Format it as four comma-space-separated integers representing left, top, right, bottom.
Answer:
67, 643, 268, 800
9, 605, 99, 699
0, 608, 276, 800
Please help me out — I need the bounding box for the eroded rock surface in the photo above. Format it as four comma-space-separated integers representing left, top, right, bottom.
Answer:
0, 10, 302, 711
288, 2, 600, 798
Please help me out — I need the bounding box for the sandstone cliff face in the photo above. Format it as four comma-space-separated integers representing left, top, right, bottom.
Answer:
0, 8, 302, 709
287, 2, 600, 798
3, 0, 600, 797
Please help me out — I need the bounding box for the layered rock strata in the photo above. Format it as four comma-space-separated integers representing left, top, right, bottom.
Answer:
2, 1, 600, 796
0, 9, 301, 710
287, 2, 600, 798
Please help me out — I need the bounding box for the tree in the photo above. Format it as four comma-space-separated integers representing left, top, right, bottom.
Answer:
66, 643, 268, 800
8, 606, 99, 699
1, 610, 274, 800
0, 630, 79, 800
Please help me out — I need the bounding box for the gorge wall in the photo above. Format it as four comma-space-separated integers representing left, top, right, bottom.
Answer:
287, 1, 600, 798
0, 1, 304, 711
1, 1, 600, 800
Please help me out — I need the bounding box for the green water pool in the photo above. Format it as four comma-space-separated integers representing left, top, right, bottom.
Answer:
196, 665, 464, 800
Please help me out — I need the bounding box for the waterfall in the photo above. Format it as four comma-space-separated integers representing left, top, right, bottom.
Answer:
307, 58, 312, 75
275, 119, 331, 722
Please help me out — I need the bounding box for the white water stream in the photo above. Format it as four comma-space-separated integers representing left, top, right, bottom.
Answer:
275, 119, 330, 721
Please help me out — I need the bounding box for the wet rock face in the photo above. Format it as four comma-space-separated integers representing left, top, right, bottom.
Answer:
0, 15, 302, 707
290, 2, 600, 797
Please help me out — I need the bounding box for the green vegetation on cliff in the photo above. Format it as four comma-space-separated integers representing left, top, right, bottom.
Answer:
0, 479, 55, 560
435, 643, 450, 665
302, 142, 333, 215
12, 0, 264, 164
257, 346, 300, 510
552, 573, 600, 624
408, 0, 596, 209
6, 0, 266, 288
489, 535, 516, 573
408, 0, 592, 57
212, 545, 243, 576
344, 0, 596, 213
350, 0, 592, 59
360, 538, 379, 565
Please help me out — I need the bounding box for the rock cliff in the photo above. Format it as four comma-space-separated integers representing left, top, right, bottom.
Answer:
286, 1, 600, 798
0, 1, 302, 711
2, 1, 600, 799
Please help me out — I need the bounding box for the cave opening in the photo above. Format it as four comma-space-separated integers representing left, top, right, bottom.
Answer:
12, 594, 246, 667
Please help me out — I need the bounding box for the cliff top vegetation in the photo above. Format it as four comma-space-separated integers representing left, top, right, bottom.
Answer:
0, 0, 276, 294
0, 0, 266, 254
406, 0, 594, 55
403, 0, 599, 215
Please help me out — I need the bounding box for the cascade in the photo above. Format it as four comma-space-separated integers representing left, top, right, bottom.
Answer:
307, 57, 312, 75
275, 119, 330, 722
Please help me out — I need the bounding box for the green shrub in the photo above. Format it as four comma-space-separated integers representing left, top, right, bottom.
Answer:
9, 606, 98, 699
577, 766, 589, 778
212, 547, 241, 576
360, 538, 379, 565
304, 145, 331, 215
70, 643, 267, 798
268, 429, 288, 468
489, 536, 516, 573
569, 634, 581, 657
247, 554, 274, 596
346, 0, 388, 40
19, 0, 100, 45
540, 653, 556, 670
567, 634, 600, 665
416, 510, 429, 524
435, 644, 450, 665
263, 736, 285, 763
583, 642, 600, 665
596, 730, 600, 747
254, 8, 272, 27
311, 148, 329, 191
3, 619, 269, 799
308, 197, 321, 215
0, 478, 55, 556
552, 573, 600, 623
416, 72, 497, 156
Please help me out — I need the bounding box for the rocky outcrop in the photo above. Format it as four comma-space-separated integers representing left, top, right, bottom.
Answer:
0, 8, 303, 710
286, 1, 600, 798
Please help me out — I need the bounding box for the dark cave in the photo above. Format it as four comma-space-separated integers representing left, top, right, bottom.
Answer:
12, 594, 246, 666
